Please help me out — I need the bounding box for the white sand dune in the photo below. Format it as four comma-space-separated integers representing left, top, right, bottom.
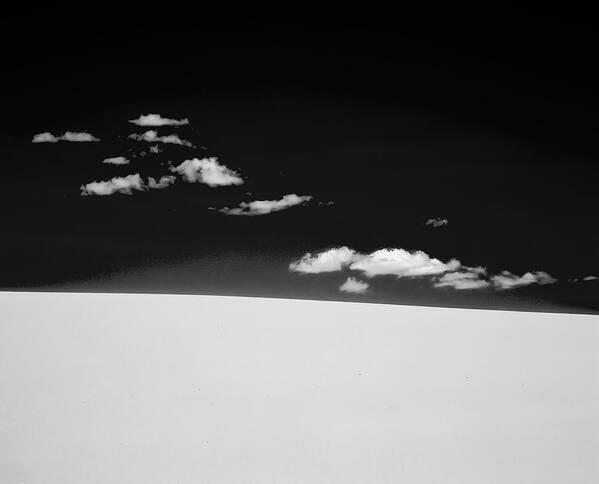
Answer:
1, 292, 598, 484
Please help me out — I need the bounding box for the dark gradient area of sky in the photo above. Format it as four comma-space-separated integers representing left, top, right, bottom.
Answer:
1, 10, 598, 313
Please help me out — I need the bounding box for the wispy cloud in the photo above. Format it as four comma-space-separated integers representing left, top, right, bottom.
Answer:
583, 275, 598, 281
149, 145, 162, 154
490, 271, 557, 290
128, 130, 194, 147
81, 174, 145, 196
147, 175, 176, 189
170, 157, 244, 187
433, 266, 491, 289
32, 131, 100, 143
220, 194, 312, 216
339, 277, 369, 294
102, 156, 130, 165
425, 218, 448, 227
129, 114, 189, 126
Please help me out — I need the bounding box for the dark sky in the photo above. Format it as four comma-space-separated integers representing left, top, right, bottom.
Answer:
1, 9, 598, 313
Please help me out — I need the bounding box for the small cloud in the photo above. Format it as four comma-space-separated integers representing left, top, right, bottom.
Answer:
425, 218, 448, 227
490, 271, 557, 290
339, 277, 369, 294
32, 131, 100, 143
32, 132, 59, 143
170, 157, 244, 187
61, 131, 100, 142
318, 201, 335, 206
128, 130, 194, 147
433, 266, 491, 290
149, 145, 162, 154
102, 156, 130, 165
80, 174, 145, 196
220, 194, 312, 216
147, 175, 176, 189
583, 275, 598, 281
289, 246, 358, 273
129, 114, 190, 126
349, 248, 461, 278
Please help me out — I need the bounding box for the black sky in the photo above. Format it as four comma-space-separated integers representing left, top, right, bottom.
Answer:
1, 9, 598, 313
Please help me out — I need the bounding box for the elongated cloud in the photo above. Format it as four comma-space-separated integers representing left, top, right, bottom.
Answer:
61, 131, 100, 142
349, 248, 461, 278
290, 246, 557, 291
147, 175, 176, 189
129, 114, 189, 126
433, 267, 491, 290
81, 174, 145, 196
426, 218, 448, 227
290, 247, 460, 278
32, 131, 100, 143
128, 130, 194, 147
102, 156, 130, 165
81, 174, 177, 195
220, 194, 312, 216
490, 271, 557, 290
170, 157, 244, 187
339, 277, 369, 294
583, 275, 598, 281
289, 247, 358, 274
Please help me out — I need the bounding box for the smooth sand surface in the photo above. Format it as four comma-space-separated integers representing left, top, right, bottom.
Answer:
1, 292, 598, 483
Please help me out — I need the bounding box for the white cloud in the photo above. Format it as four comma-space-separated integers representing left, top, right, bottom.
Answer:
425, 218, 448, 227
129, 114, 190, 126
32, 132, 59, 143
61, 131, 100, 142
170, 157, 244, 187
128, 130, 194, 147
102, 156, 130, 165
147, 175, 176, 189
433, 266, 491, 290
583, 275, 598, 281
490, 271, 557, 290
339, 277, 369, 294
289, 247, 358, 274
289, 247, 558, 292
220, 194, 312, 216
349, 248, 461, 278
149, 145, 162, 154
80, 174, 145, 196
32, 131, 100, 143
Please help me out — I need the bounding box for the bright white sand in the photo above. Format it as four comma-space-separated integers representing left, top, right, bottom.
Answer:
1, 292, 598, 484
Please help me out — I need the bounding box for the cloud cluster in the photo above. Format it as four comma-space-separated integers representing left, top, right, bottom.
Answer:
290, 246, 557, 292
170, 157, 244, 187
339, 277, 369, 294
220, 194, 312, 216
490, 271, 557, 290
32, 131, 100, 143
426, 218, 448, 227
128, 130, 194, 147
129, 114, 189, 126
103, 156, 130, 165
